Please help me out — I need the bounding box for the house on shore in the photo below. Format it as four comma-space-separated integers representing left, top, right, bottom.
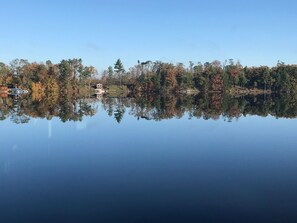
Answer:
95, 83, 106, 94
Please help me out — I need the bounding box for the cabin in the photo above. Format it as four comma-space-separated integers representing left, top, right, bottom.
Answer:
95, 83, 106, 94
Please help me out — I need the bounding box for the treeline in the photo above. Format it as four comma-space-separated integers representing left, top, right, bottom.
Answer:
101, 59, 297, 93
0, 59, 98, 99
1, 58, 297, 95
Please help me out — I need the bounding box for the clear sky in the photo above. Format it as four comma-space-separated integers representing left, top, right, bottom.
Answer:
1, 0, 297, 71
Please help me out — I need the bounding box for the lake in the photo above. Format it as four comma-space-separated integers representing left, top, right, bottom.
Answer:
1, 94, 297, 222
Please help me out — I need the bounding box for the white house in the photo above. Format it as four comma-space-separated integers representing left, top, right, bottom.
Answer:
95, 83, 105, 94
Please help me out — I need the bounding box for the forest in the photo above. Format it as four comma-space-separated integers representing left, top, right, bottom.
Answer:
102, 59, 297, 94
0, 59, 98, 100
1, 58, 297, 123
1, 58, 297, 95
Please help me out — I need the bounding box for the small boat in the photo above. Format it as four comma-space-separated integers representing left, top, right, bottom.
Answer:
8, 88, 29, 95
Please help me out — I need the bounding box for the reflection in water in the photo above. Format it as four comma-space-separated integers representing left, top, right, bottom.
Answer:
1, 94, 297, 222
48, 121, 52, 139
100, 93, 297, 121
0, 94, 98, 123
2, 93, 296, 123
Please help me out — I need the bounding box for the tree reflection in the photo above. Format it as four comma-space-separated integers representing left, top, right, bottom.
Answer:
101, 93, 297, 122
0, 95, 98, 123
2, 93, 297, 123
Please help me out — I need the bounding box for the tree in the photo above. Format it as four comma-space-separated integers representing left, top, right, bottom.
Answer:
0, 63, 10, 85
59, 60, 71, 79
165, 68, 177, 91
189, 61, 194, 73
262, 66, 270, 91
108, 66, 114, 78
114, 59, 125, 85
80, 66, 97, 80
106, 66, 114, 85
68, 58, 83, 82
211, 74, 223, 92
193, 62, 204, 90
225, 60, 242, 87
238, 73, 247, 88
10, 59, 29, 76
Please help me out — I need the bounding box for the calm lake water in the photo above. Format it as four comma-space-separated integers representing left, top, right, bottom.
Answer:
1, 95, 297, 222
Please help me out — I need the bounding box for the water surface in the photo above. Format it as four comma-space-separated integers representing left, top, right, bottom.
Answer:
1, 95, 297, 223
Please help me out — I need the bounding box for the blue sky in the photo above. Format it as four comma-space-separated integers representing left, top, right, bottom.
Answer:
1, 0, 297, 71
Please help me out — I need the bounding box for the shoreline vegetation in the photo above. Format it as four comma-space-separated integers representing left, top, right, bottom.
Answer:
1, 58, 297, 123
100, 59, 297, 96
0, 59, 98, 99
0, 59, 297, 98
